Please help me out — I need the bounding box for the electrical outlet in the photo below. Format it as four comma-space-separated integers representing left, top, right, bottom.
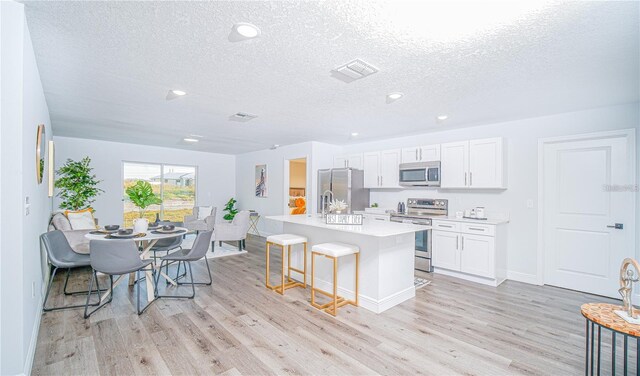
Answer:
526, 199, 534, 208
25, 196, 31, 216
32, 281, 36, 298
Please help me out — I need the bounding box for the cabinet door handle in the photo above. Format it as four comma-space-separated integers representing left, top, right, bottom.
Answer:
420, 149, 423, 160
380, 176, 383, 186
468, 227, 484, 231
456, 236, 459, 250
415, 149, 418, 160
464, 172, 467, 186
439, 224, 453, 228
470, 172, 473, 186
377, 176, 380, 186
461, 236, 464, 250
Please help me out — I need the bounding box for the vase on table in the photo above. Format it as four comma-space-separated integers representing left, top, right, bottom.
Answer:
133, 218, 149, 234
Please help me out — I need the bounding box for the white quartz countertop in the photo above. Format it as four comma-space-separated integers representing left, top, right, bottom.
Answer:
266, 215, 429, 237
433, 216, 509, 225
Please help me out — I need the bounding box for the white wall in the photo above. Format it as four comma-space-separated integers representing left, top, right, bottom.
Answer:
1, 2, 53, 374
337, 103, 639, 283
235, 141, 340, 235
52, 136, 236, 226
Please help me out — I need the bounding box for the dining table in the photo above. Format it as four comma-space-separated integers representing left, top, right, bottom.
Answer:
85, 226, 189, 303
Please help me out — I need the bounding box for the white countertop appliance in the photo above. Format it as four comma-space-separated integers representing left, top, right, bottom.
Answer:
390, 198, 449, 273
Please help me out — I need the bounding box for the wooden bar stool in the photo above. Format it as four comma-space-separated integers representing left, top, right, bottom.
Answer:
311, 242, 359, 316
265, 234, 308, 294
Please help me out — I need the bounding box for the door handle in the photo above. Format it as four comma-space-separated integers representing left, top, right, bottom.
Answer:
607, 223, 624, 230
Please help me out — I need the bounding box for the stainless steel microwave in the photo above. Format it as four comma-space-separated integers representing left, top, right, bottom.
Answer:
398, 161, 441, 187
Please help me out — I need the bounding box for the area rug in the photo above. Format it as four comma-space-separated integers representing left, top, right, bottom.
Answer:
414, 277, 432, 289
181, 235, 248, 259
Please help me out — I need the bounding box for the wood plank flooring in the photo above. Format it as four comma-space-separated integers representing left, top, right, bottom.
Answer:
32, 234, 627, 375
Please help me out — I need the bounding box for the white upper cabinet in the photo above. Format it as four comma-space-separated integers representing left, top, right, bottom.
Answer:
333, 155, 347, 168
333, 154, 363, 169
401, 144, 441, 163
441, 141, 469, 188
441, 137, 506, 189
363, 152, 380, 188
362, 149, 401, 188
379, 149, 401, 188
468, 138, 505, 188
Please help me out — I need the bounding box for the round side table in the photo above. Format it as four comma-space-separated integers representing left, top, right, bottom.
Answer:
582, 303, 640, 375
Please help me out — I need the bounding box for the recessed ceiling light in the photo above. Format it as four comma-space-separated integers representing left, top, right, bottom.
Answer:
183, 138, 199, 143
437, 115, 449, 121
270, 144, 280, 150
171, 90, 187, 96
351, 132, 359, 137
229, 23, 261, 42
189, 134, 203, 138
386, 92, 404, 103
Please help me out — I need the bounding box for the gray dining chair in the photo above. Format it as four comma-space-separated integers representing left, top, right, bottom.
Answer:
41, 230, 101, 311
150, 221, 184, 278
155, 230, 213, 299
84, 240, 157, 318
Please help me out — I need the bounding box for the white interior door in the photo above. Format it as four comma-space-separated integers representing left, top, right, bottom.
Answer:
543, 134, 635, 298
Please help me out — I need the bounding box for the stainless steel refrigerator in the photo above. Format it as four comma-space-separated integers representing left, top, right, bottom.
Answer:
317, 168, 370, 214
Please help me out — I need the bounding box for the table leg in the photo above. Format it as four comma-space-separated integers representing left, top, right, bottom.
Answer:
140, 239, 159, 302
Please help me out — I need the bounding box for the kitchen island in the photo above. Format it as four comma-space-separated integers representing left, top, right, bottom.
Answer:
266, 215, 428, 313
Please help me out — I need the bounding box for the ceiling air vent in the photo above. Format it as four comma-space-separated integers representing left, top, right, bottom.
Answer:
331, 59, 379, 83
229, 112, 258, 122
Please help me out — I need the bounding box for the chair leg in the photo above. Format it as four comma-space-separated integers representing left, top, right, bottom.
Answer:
44, 267, 101, 312
176, 258, 212, 285
155, 260, 196, 299
136, 268, 156, 315
211, 241, 215, 252
238, 240, 242, 251
84, 273, 113, 319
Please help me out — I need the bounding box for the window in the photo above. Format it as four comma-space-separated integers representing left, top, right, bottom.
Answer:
123, 162, 197, 227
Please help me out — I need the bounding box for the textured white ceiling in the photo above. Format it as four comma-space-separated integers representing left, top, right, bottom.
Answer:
22, 1, 639, 154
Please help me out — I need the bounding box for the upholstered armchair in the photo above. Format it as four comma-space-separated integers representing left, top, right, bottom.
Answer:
212, 210, 251, 251
183, 206, 217, 233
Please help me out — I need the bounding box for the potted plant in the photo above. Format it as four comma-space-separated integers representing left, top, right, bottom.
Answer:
125, 180, 162, 233
223, 197, 238, 221
55, 157, 103, 211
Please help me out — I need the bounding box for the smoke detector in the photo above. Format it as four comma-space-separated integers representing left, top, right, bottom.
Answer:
331, 59, 378, 83
229, 112, 258, 122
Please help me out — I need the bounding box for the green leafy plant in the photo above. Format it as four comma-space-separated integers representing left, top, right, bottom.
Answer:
55, 157, 103, 211
125, 180, 162, 218
223, 197, 238, 221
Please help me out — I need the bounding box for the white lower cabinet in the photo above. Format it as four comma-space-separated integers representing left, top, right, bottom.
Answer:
459, 234, 495, 278
432, 230, 460, 271
432, 219, 507, 286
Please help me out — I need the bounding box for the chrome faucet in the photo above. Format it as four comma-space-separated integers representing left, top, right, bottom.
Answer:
321, 190, 334, 218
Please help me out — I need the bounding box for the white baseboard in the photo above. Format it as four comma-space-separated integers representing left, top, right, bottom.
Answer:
23, 288, 45, 376
310, 277, 415, 314
506, 270, 540, 285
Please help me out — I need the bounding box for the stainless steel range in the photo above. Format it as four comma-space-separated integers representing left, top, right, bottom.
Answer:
390, 198, 448, 273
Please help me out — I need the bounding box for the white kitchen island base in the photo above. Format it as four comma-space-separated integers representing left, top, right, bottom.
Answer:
267, 215, 427, 314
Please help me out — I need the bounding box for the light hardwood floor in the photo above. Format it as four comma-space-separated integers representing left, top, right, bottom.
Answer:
33, 234, 626, 375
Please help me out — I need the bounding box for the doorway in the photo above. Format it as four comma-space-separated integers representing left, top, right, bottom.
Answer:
539, 129, 636, 298
285, 158, 307, 215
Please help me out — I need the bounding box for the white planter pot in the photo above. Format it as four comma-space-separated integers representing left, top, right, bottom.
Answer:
133, 218, 149, 234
